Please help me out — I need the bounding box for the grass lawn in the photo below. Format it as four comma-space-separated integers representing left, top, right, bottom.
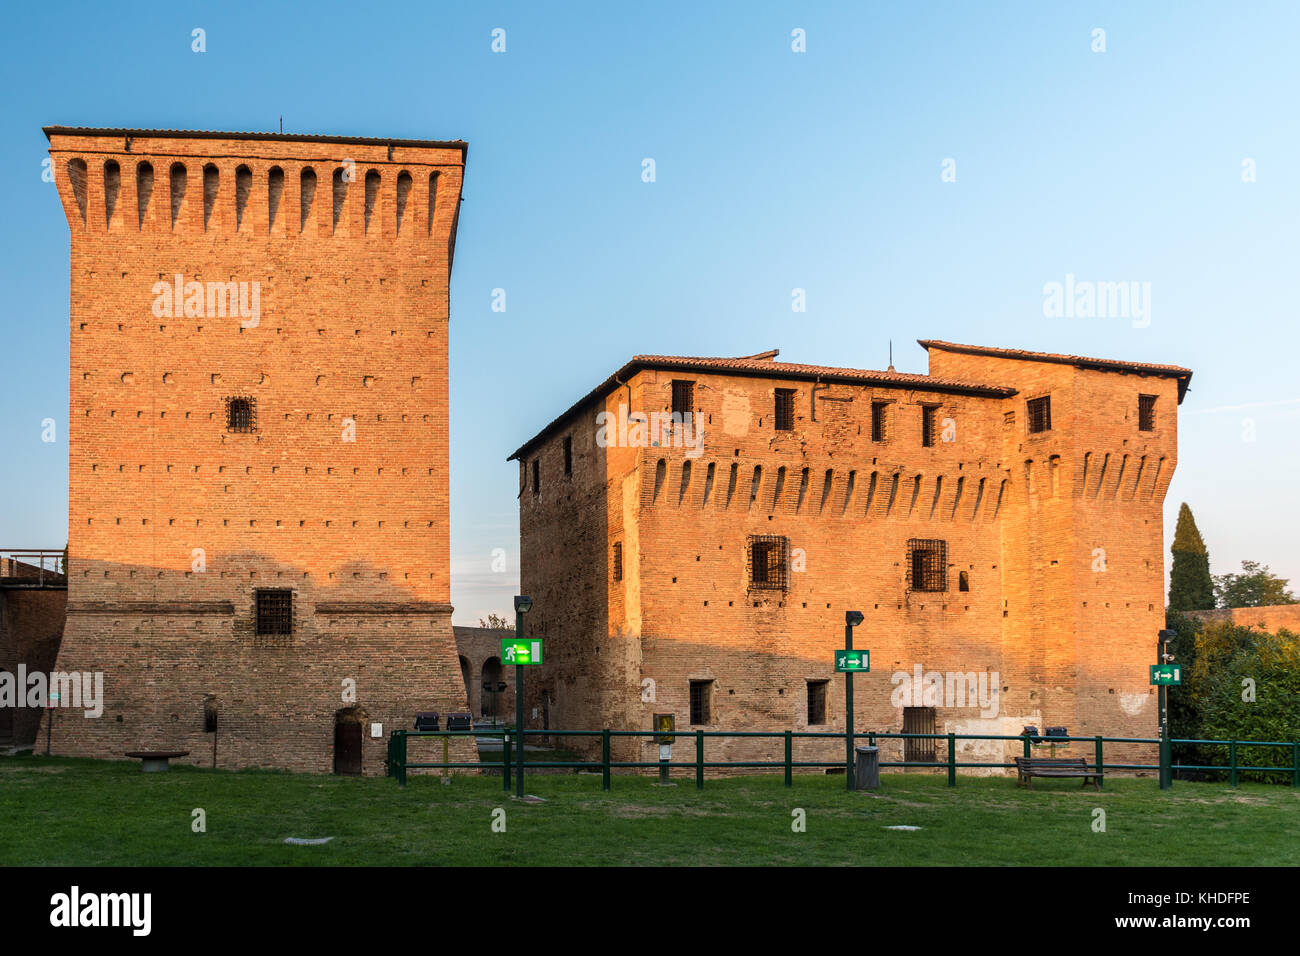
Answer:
2, 754, 1297, 866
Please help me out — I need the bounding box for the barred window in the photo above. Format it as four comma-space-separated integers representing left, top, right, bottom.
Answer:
907, 538, 947, 592
748, 535, 790, 591
672, 380, 695, 420
226, 396, 255, 433
921, 404, 938, 447
1138, 394, 1157, 432
689, 680, 713, 725
612, 541, 623, 582
1027, 396, 1051, 434
774, 388, 796, 431
871, 401, 888, 442
255, 588, 293, 635
807, 680, 828, 725
903, 706, 937, 762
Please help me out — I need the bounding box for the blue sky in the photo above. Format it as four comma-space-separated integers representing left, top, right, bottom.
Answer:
1, 1, 1297, 621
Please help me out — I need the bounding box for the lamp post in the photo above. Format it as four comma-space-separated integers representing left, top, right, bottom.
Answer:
513, 595, 533, 798
1157, 628, 1176, 790
844, 610, 864, 790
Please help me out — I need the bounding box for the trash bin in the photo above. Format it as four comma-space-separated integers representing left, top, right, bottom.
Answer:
855, 745, 880, 790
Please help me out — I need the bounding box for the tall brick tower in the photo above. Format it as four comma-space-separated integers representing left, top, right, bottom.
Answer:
44, 127, 470, 774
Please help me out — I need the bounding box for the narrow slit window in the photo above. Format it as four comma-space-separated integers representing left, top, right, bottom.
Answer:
612, 541, 623, 582
563, 435, 573, 477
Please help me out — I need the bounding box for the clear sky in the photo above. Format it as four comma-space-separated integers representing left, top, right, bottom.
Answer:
1, 1, 1297, 623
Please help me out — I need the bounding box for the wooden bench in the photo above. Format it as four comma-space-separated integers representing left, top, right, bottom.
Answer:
124, 750, 190, 773
1013, 756, 1102, 790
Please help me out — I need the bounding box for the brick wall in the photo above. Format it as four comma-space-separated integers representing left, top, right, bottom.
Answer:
42, 129, 473, 773
518, 347, 1185, 772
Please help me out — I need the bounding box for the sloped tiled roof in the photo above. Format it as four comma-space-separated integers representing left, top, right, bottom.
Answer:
918, 340, 1193, 401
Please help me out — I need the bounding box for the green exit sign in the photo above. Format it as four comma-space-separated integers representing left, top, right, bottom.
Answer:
1150, 664, 1182, 686
835, 649, 870, 672
501, 638, 544, 666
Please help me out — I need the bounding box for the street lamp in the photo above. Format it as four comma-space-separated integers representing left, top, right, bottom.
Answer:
844, 610, 863, 790
513, 595, 533, 797
1157, 628, 1177, 790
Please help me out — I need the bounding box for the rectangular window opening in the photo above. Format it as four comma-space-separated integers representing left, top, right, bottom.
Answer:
255, 588, 293, 635
907, 538, 948, 592
1027, 396, 1052, 434
748, 534, 790, 591
1138, 394, 1157, 432
689, 680, 713, 725
774, 388, 796, 431
871, 401, 888, 442
807, 680, 828, 725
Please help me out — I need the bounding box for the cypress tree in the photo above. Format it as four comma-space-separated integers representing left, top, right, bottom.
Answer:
1168, 503, 1215, 610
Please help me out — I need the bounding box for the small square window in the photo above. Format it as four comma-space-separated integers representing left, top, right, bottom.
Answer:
255, 588, 292, 635
907, 538, 948, 592
226, 396, 256, 433
1027, 396, 1051, 434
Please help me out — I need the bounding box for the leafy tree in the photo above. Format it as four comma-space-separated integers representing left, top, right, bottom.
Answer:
1168, 503, 1215, 611
1213, 560, 1298, 608
1198, 626, 1300, 782
478, 613, 512, 630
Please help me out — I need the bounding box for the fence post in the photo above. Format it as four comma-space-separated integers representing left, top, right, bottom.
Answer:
602, 729, 611, 791
1095, 736, 1104, 789
943, 732, 954, 787
1023, 734, 1031, 760
1229, 740, 1238, 787
696, 731, 704, 790
503, 735, 512, 792
1293, 743, 1299, 789
784, 731, 793, 787
396, 732, 407, 788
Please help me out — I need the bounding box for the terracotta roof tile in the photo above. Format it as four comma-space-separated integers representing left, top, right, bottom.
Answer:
917, 340, 1192, 400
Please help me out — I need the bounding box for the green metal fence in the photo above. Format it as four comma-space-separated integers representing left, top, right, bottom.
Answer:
385, 727, 1300, 790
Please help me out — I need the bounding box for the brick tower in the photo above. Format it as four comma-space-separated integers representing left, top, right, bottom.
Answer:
44, 127, 470, 774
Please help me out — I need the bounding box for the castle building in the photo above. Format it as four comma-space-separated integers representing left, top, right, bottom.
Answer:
509, 342, 1191, 768
44, 127, 471, 774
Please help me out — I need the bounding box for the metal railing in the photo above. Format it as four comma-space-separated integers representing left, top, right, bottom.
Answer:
0, 550, 66, 588
386, 728, 1300, 790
